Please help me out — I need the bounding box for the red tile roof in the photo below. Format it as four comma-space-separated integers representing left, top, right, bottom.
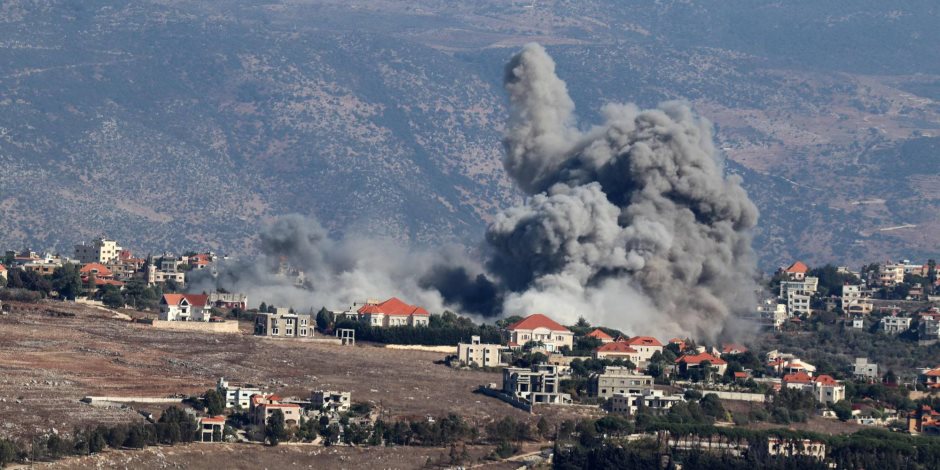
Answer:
786, 261, 809, 274
722, 343, 748, 354
733, 371, 748, 379
814, 374, 840, 386
595, 342, 638, 354
924, 368, 940, 377
162, 293, 209, 308
357, 297, 429, 316
625, 336, 663, 347
675, 353, 726, 366
91, 278, 125, 287
783, 371, 813, 384
79, 263, 113, 277
506, 314, 571, 333
586, 328, 613, 340
190, 253, 211, 265
200, 416, 226, 424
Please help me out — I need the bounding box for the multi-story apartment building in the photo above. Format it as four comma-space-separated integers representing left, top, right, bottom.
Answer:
780, 277, 818, 316
254, 308, 313, 338
589, 367, 654, 399
879, 263, 906, 287
74, 238, 122, 264
502, 364, 571, 405
457, 335, 509, 368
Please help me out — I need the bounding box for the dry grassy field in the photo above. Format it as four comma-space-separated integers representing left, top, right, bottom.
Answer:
0, 300, 539, 443
33, 442, 531, 470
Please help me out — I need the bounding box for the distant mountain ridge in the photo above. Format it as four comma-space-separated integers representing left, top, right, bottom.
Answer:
0, 0, 937, 269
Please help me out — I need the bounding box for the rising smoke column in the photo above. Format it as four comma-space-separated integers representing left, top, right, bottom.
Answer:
487, 43, 760, 340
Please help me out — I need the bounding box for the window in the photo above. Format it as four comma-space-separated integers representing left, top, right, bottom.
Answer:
286, 329, 293, 336
300, 329, 307, 336
272, 327, 279, 335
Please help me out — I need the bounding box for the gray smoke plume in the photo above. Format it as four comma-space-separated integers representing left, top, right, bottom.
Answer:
194, 43, 759, 341
488, 43, 760, 340
188, 215, 488, 315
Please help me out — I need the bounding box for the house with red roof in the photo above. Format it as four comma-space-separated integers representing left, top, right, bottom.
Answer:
721, 343, 748, 356
623, 336, 663, 366
783, 372, 844, 404
356, 297, 430, 327
593, 342, 641, 364
813, 375, 845, 404
505, 314, 574, 352
675, 353, 728, 376
782, 371, 814, 389
585, 328, 614, 344
197, 416, 226, 442
784, 261, 809, 281
919, 367, 940, 390
160, 293, 210, 322
249, 394, 301, 428
188, 253, 214, 270
908, 405, 940, 434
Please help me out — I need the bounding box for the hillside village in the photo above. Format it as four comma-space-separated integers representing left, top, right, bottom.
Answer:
0, 237, 939, 468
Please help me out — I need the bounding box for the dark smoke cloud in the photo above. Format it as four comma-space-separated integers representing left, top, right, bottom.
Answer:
195, 43, 759, 341
487, 44, 760, 340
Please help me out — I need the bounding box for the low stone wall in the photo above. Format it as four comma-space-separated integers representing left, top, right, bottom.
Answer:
83, 396, 183, 405
384, 344, 457, 354
705, 390, 768, 403
256, 336, 343, 345
151, 320, 240, 334
478, 386, 532, 413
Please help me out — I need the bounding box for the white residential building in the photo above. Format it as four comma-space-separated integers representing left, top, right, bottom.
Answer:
217, 377, 263, 409
311, 390, 351, 413
842, 285, 872, 315
356, 297, 430, 327
853, 358, 879, 380
74, 238, 122, 264
609, 389, 684, 416
881, 316, 912, 334
780, 277, 818, 316
879, 263, 906, 287
159, 294, 210, 321
505, 314, 574, 352
457, 336, 509, 368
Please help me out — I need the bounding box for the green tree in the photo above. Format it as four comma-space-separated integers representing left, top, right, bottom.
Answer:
0, 439, 17, 467
266, 409, 287, 446
832, 400, 853, 421
51, 263, 83, 300
316, 307, 334, 331
101, 286, 125, 309
203, 389, 225, 416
